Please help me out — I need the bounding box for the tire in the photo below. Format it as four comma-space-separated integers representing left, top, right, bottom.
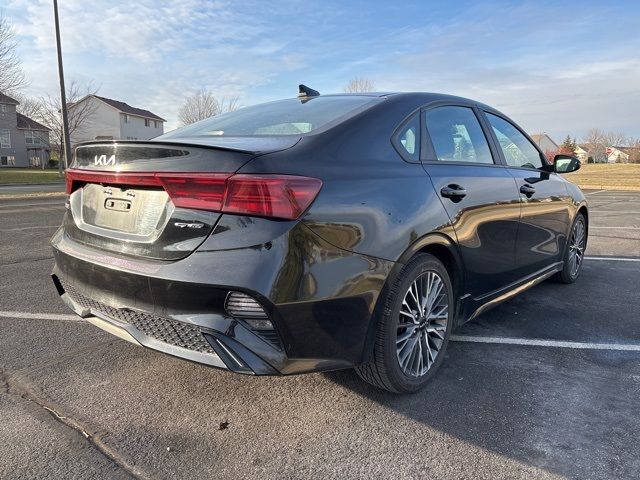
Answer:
554, 212, 587, 284
356, 253, 454, 393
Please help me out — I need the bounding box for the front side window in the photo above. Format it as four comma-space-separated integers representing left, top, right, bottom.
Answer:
424, 106, 494, 164
0, 129, 11, 148
486, 113, 543, 169
144, 118, 150, 127
1, 104, 6, 113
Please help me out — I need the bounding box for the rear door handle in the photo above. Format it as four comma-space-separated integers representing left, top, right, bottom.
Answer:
520, 184, 536, 197
440, 184, 467, 201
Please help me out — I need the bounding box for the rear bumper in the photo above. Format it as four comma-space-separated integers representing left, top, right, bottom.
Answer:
51, 218, 395, 375
56, 281, 230, 370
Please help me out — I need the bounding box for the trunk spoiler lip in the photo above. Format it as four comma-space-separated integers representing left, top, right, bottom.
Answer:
74, 136, 302, 156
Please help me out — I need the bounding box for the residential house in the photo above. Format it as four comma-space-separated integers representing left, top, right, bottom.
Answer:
68, 94, 165, 145
530, 133, 559, 155
0, 92, 51, 168
607, 146, 640, 163
574, 145, 588, 163
606, 146, 629, 163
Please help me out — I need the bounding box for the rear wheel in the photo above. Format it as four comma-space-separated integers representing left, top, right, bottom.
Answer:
555, 212, 587, 284
356, 254, 454, 393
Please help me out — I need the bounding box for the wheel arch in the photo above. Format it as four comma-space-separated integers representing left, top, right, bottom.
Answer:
578, 204, 589, 228
577, 203, 589, 248
360, 232, 465, 364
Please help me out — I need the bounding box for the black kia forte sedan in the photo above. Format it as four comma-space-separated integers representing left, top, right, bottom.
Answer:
51, 88, 587, 393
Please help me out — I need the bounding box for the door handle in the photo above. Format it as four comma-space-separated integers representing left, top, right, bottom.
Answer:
440, 184, 467, 201
520, 184, 536, 197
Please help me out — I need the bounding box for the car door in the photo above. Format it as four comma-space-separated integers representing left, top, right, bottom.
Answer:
421, 104, 522, 299
482, 111, 573, 277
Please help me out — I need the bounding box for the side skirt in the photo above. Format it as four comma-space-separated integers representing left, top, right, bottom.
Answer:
458, 262, 563, 325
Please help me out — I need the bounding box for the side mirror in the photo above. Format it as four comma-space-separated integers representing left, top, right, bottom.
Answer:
553, 154, 581, 173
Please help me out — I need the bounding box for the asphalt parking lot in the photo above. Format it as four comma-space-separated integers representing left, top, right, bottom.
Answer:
1, 190, 639, 479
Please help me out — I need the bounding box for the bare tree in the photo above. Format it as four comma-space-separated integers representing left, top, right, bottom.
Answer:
178, 89, 239, 125
582, 129, 608, 163
343, 77, 376, 93
0, 13, 26, 95
604, 131, 628, 149
35, 80, 99, 171
15, 94, 43, 119
628, 138, 640, 164
582, 129, 633, 163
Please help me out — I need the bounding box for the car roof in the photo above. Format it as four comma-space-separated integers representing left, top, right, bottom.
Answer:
314, 92, 499, 112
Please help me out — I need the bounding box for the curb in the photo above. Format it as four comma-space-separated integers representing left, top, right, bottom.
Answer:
0, 182, 65, 188
574, 185, 640, 192
0, 192, 67, 200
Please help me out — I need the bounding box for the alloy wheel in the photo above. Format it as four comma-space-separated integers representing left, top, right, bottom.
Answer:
396, 271, 449, 378
568, 219, 586, 277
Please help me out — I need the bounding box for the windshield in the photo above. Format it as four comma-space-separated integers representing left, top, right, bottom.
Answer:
160, 96, 380, 138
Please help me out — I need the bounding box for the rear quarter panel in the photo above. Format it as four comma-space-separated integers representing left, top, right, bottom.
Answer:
238, 97, 456, 264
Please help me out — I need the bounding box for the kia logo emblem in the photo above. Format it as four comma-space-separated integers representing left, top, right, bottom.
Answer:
94, 154, 116, 166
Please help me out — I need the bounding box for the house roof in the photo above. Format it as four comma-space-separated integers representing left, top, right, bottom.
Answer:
530, 133, 559, 149
611, 146, 639, 155
0, 92, 19, 105
93, 95, 165, 122
16, 113, 50, 131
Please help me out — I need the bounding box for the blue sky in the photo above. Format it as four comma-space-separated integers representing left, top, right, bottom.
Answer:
4, 0, 640, 139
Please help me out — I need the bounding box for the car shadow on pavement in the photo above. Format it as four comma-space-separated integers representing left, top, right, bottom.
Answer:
323, 266, 640, 480
323, 339, 640, 480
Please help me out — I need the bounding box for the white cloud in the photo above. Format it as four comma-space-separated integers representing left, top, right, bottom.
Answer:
4, 0, 640, 139
5, 0, 308, 129
371, 3, 640, 140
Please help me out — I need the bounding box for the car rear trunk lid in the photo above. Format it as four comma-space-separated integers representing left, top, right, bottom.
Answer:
63, 141, 261, 261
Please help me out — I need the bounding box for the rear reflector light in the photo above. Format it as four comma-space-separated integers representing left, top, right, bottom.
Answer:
65, 170, 322, 220
225, 291, 274, 330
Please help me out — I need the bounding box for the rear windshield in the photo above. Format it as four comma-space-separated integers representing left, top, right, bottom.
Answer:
160, 96, 379, 138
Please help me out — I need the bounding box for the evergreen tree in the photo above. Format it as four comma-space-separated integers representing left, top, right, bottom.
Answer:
560, 135, 575, 155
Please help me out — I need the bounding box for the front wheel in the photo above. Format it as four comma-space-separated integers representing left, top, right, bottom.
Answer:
356, 254, 454, 393
555, 212, 587, 284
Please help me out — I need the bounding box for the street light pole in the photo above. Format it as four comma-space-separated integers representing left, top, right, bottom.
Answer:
53, 0, 71, 174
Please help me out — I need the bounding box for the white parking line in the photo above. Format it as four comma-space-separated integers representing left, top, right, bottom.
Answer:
585, 190, 640, 195
4, 310, 640, 353
590, 211, 640, 214
585, 256, 640, 262
451, 335, 640, 352
0, 311, 80, 321
589, 226, 640, 230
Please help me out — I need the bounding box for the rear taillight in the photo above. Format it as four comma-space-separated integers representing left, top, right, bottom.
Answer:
65, 170, 322, 220
223, 175, 323, 220
159, 174, 229, 211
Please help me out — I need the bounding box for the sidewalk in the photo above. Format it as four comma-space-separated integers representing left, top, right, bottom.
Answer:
0, 183, 66, 199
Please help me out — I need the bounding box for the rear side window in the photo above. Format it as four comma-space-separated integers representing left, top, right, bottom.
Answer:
394, 113, 420, 161
424, 106, 494, 164
485, 113, 543, 169
160, 96, 379, 138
